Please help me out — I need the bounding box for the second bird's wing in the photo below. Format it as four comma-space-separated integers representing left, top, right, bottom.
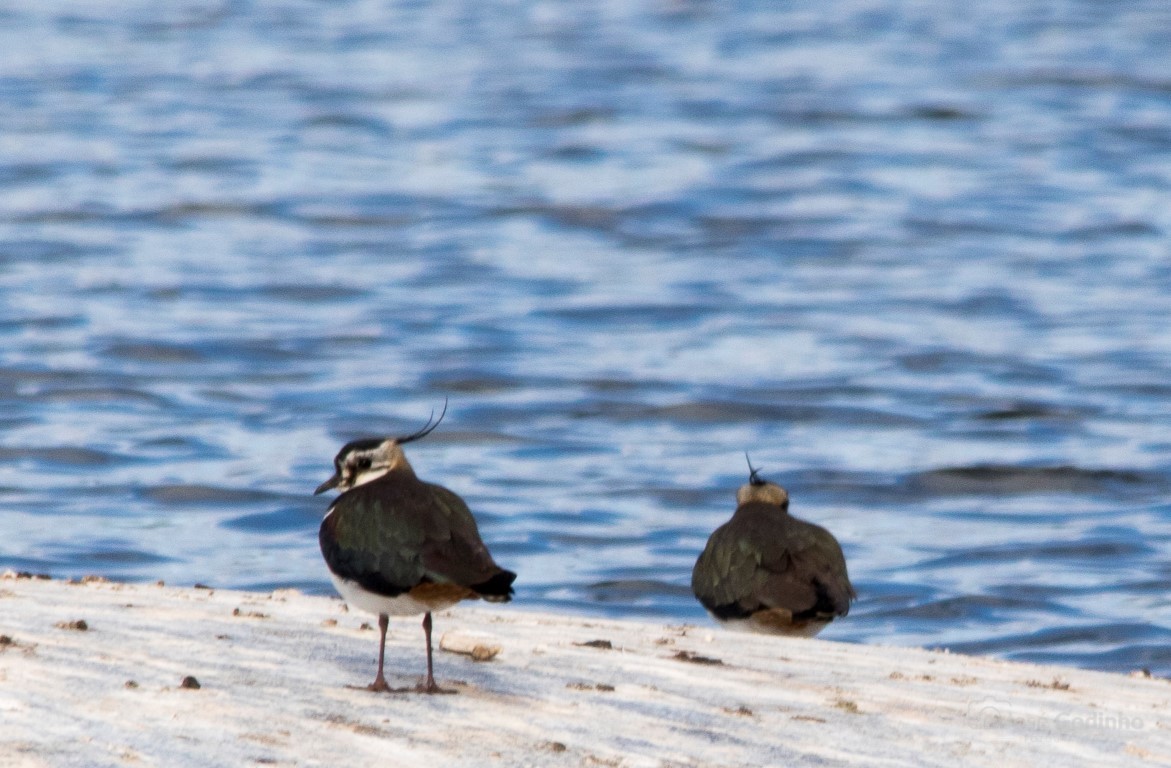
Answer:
693, 514, 851, 620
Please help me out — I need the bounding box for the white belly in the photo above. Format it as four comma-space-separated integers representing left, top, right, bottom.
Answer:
329, 574, 459, 617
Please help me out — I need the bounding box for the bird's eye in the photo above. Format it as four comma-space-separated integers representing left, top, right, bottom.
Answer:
357, 457, 372, 471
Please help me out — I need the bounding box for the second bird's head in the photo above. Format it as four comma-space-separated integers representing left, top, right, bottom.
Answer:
736, 453, 789, 507
314, 402, 446, 495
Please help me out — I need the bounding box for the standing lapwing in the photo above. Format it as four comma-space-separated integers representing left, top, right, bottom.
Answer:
315, 403, 516, 693
691, 457, 854, 637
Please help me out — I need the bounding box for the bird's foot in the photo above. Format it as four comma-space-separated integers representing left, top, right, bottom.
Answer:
347, 676, 409, 694
415, 678, 456, 695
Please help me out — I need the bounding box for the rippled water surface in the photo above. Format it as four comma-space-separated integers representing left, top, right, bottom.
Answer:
2, 1, 1171, 676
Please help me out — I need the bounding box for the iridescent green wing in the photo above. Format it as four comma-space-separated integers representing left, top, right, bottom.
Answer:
691, 518, 771, 618
418, 483, 506, 587
319, 483, 428, 597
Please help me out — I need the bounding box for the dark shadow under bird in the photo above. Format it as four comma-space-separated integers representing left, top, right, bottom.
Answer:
315, 405, 516, 693
691, 459, 854, 637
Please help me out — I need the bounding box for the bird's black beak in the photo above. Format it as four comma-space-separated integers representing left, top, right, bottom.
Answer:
314, 473, 341, 495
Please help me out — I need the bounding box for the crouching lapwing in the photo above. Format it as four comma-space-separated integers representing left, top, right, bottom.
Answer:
691, 457, 854, 637
315, 403, 516, 693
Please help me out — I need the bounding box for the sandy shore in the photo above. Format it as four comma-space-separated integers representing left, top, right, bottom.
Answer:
0, 573, 1167, 767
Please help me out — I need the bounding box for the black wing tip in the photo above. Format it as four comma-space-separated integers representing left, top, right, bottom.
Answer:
473, 569, 517, 601
706, 601, 753, 621
795, 578, 853, 620
698, 587, 851, 624
793, 605, 848, 622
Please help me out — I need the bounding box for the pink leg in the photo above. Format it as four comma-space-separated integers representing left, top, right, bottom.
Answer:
416, 612, 454, 694
367, 614, 391, 692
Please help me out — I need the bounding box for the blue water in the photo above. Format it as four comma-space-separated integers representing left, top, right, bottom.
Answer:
2, 1, 1170, 676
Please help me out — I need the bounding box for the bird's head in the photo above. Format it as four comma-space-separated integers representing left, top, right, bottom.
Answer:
736, 453, 789, 507
314, 401, 446, 495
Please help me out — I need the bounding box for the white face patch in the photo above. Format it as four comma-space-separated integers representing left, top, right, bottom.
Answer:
348, 463, 391, 488
336, 440, 407, 490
